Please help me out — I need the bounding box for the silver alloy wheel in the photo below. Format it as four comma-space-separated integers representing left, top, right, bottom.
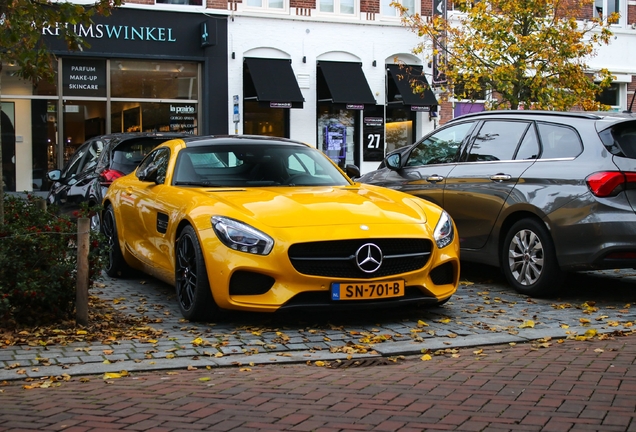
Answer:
507, 228, 544, 286
90, 212, 101, 232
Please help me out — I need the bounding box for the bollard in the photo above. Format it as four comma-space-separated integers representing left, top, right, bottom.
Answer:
76, 218, 90, 326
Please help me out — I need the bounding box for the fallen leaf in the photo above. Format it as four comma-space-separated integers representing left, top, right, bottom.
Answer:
421, 354, 432, 361
519, 320, 535, 329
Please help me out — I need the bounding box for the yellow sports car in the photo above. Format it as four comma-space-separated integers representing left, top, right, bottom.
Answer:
102, 135, 460, 321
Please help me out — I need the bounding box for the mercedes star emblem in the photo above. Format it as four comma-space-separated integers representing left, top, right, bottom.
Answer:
355, 243, 383, 273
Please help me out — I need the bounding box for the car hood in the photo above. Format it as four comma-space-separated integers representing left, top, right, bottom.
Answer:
198, 184, 429, 228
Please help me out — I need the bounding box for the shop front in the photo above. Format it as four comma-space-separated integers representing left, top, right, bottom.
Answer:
316, 61, 377, 170
1, 8, 227, 192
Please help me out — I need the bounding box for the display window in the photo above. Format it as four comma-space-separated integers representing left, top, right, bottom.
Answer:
243, 101, 288, 137
1, 58, 201, 191
317, 104, 359, 169
385, 107, 415, 154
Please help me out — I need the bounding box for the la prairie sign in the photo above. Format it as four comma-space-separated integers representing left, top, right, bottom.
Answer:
42, 23, 177, 43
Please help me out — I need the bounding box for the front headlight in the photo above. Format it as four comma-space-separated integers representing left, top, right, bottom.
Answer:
433, 211, 454, 249
212, 216, 274, 255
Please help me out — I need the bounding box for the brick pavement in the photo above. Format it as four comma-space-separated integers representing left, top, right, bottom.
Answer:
1, 265, 636, 382
1, 336, 635, 431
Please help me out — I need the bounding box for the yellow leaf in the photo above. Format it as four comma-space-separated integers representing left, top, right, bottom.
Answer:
519, 320, 535, 328
166, 353, 175, 359
594, 348, 604, 353
239, 368, 252, 372
187, 365, 197, 371
421, 354, 432, 361
79, 377, 90, 383
439, 318, 451, 324
579, 318, 591, 324
76, 330, 87, 335
473, 349, 483, 355
103, 350, 113, 355
103, 359, 111, 364
191, 338, 204, 346
103, 372, 122, 379
315, 361, 326, 367
199, 377, 211, 382
214, 352, 223, 358
584, 329, 598, 338
560, 324, 569, 329
417, 320, 429, 327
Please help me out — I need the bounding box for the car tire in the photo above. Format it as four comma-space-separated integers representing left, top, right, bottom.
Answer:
175, 225, 220, 322
502, 218, 564, 297
102, 206, 131, 278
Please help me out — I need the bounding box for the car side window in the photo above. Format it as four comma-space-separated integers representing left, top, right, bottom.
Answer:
137, 148, 171, 184
514, 124, 540, 160
537, 123, 583, 159
466, 121, 530, 162
405, 122, 474, 167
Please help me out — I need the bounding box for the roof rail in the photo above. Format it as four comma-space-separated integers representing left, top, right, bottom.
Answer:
449, 110, 603, 122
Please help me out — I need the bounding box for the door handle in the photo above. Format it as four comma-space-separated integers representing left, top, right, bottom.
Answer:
426, 175, 445, 183
490, 174, 512, 182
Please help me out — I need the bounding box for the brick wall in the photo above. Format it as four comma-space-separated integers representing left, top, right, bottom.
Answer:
291, 0, 316, 8
361, 0, 380, 14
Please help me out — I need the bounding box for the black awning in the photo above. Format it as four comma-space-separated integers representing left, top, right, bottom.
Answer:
387, 64, 438, 107
244, 58, 304, 109
317, 61, 377, 107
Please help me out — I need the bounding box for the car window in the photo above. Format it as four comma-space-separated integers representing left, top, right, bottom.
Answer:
137, 148, 171, 184
81, 140, 105, 173
514, 124, 540, 160
112, 138, 168, 175
405, 122, 474, 167
173, 144, 349, 187
63, 142, 91, 179
537, 123, 583, 159
598, 121, 636, 158
467, 121, 530, 162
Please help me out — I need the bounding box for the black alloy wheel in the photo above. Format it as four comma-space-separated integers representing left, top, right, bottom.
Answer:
175, 225, 218, 321
102, 206, 131, 278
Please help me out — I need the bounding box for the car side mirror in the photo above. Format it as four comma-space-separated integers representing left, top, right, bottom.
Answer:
385, 153, 402, 171
137, 164, 159, 183
46, 169, 61, 182
345, 164, 361, 180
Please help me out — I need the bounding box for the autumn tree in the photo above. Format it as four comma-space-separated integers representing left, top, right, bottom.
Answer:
0, 0, 122, 225
395, 0, 618, 111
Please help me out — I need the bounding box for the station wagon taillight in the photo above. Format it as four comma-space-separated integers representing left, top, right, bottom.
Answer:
586, 171, 636, 197
99, 169, 124, 186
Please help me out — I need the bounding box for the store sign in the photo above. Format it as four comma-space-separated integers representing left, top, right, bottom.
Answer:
62, 59, 106, 97
270, 102, 292, 108
346, 104, 364, 110
43, 23, 177, 43
411, 106, 431, 112
363, 116, 384, 162
170, 104, 197, 134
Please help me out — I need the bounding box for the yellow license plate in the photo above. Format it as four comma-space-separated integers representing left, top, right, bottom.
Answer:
331, 280, 405, 301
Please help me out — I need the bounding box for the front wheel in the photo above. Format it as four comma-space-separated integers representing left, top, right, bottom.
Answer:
102, 206, 131, 278
175, 226, 220, 321
501, 218, 564, 297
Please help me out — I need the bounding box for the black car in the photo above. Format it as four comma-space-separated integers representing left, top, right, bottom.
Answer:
46, 132, 189, 231
358, 110, 636, 296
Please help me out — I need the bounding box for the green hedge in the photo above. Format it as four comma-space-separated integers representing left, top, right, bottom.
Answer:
0, 195, 104, 326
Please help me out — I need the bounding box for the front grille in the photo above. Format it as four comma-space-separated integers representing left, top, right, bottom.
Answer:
288, 238, 432, 279
229, 271, 275, 295
429, 262, 456, 285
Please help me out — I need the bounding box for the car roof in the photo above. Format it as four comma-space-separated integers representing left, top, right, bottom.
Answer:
180, 134, 311, 148
448, 109, 636, 127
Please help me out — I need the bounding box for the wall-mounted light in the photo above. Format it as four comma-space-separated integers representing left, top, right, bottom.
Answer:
177, 65, 185, 72
155, 64, 161, 71
372, 60, 377, 67
302, 56, 306, 63
232, 52, 235, 59
117, 62, 123, 70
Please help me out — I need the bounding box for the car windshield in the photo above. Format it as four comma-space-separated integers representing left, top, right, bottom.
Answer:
172, 144, 351, 187
111, 138, 169, 175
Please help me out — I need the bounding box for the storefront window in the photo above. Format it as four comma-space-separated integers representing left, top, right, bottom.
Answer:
385, 107, 414, 154
243, 101, 287, 137
62, 100, 107, 164
111, 102, 198, 134
110, 60, 198, 100
318, 105, 357, 168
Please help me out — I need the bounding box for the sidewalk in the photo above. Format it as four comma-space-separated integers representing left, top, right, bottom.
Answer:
1, 336, 635, 431
1, 267, 636, 382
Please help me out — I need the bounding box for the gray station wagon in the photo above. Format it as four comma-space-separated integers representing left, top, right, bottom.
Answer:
358, 110, 636, 296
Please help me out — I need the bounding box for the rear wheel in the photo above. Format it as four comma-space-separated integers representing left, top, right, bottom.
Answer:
175, 226, 219, 321
102, 206, 131, 278
502, 218, 564, 297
